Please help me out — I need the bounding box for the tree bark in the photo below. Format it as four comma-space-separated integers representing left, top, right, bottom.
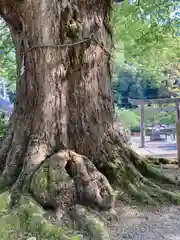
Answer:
0, 0, 179, 212
0, 0, 116, 206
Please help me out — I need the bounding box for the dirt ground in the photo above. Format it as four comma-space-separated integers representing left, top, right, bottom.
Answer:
109, 165, 180, 240
109, 203, 180, 240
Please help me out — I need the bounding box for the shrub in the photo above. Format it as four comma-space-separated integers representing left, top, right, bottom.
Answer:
115, 107, 140, 128
130, 125, 140, 133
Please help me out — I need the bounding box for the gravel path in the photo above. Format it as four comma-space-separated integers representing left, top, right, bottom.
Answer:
108, 164, 180, 240
109, 204, 180, 240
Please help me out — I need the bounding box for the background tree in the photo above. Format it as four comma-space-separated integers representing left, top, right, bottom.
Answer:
112, 0, 180, 114
113, 0, 180, 71
0, 20, 16, 91
112, 64, 172, 108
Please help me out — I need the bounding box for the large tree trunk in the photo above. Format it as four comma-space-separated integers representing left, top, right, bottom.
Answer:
0, 0, 116, 206
0, 0, 179, 214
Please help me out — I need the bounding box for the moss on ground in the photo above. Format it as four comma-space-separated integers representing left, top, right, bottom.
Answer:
71, 205, 110, 240
117, 161, 180, 206
146, 156, 177, 165
0, 192, 81, 240
0, 192, 110, 240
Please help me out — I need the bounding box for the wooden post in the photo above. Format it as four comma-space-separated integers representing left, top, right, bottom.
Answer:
140, 104, 145, 148
176, 103, 180, 167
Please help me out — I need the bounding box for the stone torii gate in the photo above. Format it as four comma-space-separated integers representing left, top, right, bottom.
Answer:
129, 97, 180, 167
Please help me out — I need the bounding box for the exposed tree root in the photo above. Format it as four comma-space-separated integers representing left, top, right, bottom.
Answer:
94, 126, 180, 206
117, 163, 180, 205
8, 141, 49, 208
30, 150, 115, 211
0, 125, 179, 239
0, 125, 179, 210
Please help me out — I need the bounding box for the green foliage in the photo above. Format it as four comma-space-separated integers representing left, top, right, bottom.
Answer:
115, 106, 176, 130
115, 107, 140, 128
0, 20, 16, 91
112, 0, 180, 76
112, 64, 171, 108
130, 125, 140, 133
134, 106, 176, 125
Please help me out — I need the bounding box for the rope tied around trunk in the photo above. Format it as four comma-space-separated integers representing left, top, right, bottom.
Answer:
22, 33, 112, 57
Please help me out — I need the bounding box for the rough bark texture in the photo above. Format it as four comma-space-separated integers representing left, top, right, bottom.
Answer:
0, 0, 115, 206
0, 1, 180, 236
